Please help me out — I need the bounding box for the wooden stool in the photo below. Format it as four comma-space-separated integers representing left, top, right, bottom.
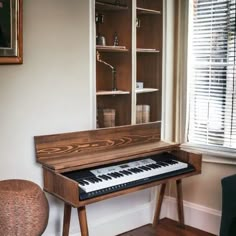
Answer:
0, 179, 49, 236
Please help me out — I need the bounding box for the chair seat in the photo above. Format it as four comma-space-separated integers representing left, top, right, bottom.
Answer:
0, 179, 49, 236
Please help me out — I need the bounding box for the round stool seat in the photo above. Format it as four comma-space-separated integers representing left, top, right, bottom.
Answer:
0, 179, 49, 236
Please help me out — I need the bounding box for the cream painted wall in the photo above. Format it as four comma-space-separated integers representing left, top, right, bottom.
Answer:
169, 161, 236, 211
0, 1, 152, 235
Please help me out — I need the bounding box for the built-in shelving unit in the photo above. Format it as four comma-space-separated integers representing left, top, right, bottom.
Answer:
95, 0, 162, 129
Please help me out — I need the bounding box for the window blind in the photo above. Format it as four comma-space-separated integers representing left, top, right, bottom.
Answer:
188, 0, 236, 148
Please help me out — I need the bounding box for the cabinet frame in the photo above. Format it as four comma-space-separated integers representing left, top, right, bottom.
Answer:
94, 0, 163, 129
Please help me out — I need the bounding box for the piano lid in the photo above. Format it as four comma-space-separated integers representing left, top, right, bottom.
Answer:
34, 122, 180, 172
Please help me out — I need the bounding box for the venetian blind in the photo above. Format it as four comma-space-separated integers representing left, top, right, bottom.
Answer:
187, 0, 236, 149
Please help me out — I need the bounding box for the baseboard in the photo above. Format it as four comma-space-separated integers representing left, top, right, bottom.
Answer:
161, 196, 222, 235
45, 195, 221, 236
69, 203, 152, 236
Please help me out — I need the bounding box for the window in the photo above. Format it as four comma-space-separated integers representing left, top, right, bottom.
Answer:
187, 0, 236, 150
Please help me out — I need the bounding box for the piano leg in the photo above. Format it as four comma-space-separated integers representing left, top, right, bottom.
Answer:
152, 180, 185, 228
63, 203, 72, 236
77, 206, 89, 236
152, 183, 166, 227
176, 179, 185, 228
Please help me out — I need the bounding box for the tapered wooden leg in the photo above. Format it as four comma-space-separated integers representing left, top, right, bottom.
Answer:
176, 179, 185, 227
63, 203, 72, 236
77, 206, 89, 236
152, 183, 167, 227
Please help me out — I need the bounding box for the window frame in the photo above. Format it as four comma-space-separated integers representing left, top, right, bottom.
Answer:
183, 0, 236, 159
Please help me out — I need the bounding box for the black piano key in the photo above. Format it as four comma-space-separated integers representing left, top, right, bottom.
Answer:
128, 168, 140, 173
98, 175, 109, 181
113, 172, 123, 177
157, 162, 168, 167
139, 166, 150, 171
103, 174, 112, 180
134, 168, 142, 173
120, 170, 132, 175
83, 180, 90, 185
86, 178, 96, 183
153, 164, 162, 168
147, 164, 157, 169
94, 177, 103, 182
148, 164, 157, 169
108, 173, 118, 178
78, 181, 85, 186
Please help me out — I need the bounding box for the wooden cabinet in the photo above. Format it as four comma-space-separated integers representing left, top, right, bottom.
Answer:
95, 0, 163, 129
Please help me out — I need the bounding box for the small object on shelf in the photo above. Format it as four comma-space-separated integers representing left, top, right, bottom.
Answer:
96, 51, 117, 91
142, 105, 150, 123
96, 33, 106, 46
96, 13, 106, 46
136, 82, 144, 89
136, 105, 143, 124
113, 32, 119, 46
95, 13, 104, 24
136, 104, 150, 124
103, 109, 116, 127
136, 18, 141, 28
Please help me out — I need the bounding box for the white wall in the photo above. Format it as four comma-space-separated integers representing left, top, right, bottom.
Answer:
0, 1, 152, 235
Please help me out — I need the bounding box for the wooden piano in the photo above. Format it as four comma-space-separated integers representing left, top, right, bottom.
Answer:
34, 123, 202, 236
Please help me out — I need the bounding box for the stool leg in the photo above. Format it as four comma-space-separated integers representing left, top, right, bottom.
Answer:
78, 206, 89, 236
63, 203, 71, 236
152, 183, 166, 227
176, 179, 185, 227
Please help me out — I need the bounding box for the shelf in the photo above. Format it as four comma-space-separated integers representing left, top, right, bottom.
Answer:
137, 7, 161, 15
97, 90, 130, 96
136, 88, 159, 94
137, 48, 160, 53
96, 45, 129, 52
96, 1, 128, 11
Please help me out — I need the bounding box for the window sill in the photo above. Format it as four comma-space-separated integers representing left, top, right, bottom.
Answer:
181, 143, 236, 166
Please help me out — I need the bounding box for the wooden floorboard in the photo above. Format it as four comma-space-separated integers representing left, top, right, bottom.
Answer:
117, 218, 216, 236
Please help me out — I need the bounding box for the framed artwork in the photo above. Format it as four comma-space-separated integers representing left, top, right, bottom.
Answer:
0, 0, 22, 64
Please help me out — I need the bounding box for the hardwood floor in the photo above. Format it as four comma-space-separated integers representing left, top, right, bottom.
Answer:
117, 218, 216, 236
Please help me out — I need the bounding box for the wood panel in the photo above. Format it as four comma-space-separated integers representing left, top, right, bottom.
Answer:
43, 168, 80, 207
35, 123, 161, 163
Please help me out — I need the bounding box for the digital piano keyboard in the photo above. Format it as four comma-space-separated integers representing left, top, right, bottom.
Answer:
34, 123, 202, 236
63, 152, 195, 200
